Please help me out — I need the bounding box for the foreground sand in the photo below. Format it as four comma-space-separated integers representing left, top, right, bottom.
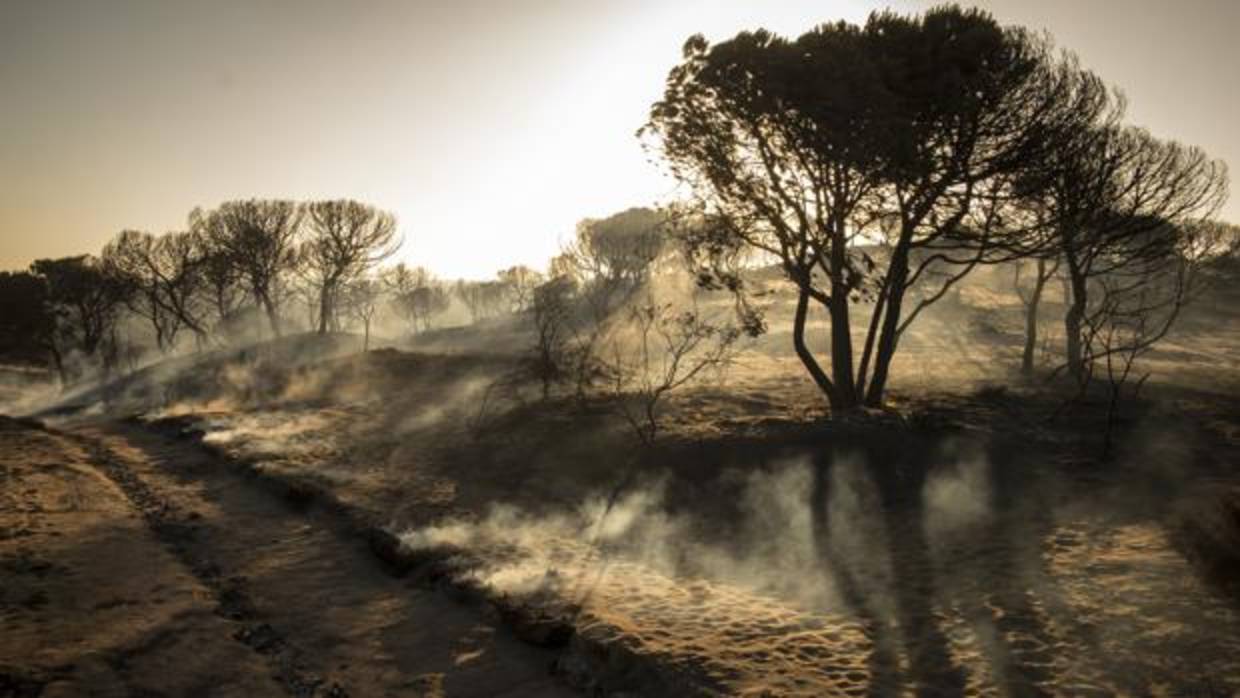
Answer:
0, 417, 573, 697
0, 418, 285, 696
8, 322, 1240, 696
161, 383, 1240, 697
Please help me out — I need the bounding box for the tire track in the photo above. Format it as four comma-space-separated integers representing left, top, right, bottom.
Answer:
55, 422, 348, 697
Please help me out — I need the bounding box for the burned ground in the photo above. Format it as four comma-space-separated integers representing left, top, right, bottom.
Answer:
4, 278, 1240, 697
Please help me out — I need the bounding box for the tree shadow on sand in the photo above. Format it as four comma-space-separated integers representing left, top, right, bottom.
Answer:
807, 430, 1073, 698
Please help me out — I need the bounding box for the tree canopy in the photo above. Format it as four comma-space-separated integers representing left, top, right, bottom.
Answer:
645, 5, 1114, 409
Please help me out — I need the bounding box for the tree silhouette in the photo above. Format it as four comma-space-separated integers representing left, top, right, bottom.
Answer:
1033, 127, 1228, 380
563, 208, 666, 290
454, 279, 508, 323
382, 263, 449, 335
527, 274, 577, 399
341, 276, 383, 352
302, 200, 399, 334
192, 200, 302, 337
1011, 257, 1061, 376
190, 212, 248, 333
497, 265, 544, 312
551, 208, 671, 396
644, 6, 1105, 411
0, 271, 55, 373
30, 256, 130, 382
101, 229, 209, 351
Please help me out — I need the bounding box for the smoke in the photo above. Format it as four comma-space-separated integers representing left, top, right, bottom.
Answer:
0, 364, 59, 416
396, 446, 1000, 619
923, 439, 994, 537
1, 236, 1230, 696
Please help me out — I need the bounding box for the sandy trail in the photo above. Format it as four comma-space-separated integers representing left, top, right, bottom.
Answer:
174, 397, 1240, 697
0, 417, 574, 697
0, 418, 285, 696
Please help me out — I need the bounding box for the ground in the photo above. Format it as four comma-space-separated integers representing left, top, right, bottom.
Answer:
2, 278, 1240, 697
0, 416, 571, 697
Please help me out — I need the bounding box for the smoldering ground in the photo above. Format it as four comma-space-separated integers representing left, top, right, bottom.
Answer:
389, 413, 1240, 695
7, 250, 1240, 696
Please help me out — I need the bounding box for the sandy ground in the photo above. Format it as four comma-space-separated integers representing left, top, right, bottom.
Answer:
6, 284, 1240, 697
0, 418, 285, 697
158, 369, 1240, 697
0, 416, 574, 697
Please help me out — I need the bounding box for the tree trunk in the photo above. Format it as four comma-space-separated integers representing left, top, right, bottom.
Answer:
828, 222, 858, 405
1020, 258, 1049, 377
828, 298, 857, 406
317, 283, 332, 334
261, 293, 281, 337
1063, 259, 1088, 382
48, 342, 67, 389
792, 285, 843, 410
864, 242, 910, 407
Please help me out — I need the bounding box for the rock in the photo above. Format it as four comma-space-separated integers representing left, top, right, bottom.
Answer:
0, 667, 47, 698
495, 602, 576, 648
366, 527, 415, 575
233, 623, 284, 654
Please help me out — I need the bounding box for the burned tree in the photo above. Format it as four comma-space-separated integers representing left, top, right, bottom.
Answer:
556, 208, 669, 396
382, 264, 449, 335
409, 285, 451, 332
100, 230, 179, 352
29, 256, 130, 382
341, 276, 384, 352
563, 208, 666, 291
190, 210, 248, 334
193, 200, 302, 337
497, 265, 545, 313
644, 7, 1104, 411
602, 295, 741, 445
1011, 257, 1061, 376
302, 200, 399, 334
0, 271, 55, 374
1031, 126, 1228, 381
101, 229, 209, 351
455, 280, 509, 323
526, 274, 577, 400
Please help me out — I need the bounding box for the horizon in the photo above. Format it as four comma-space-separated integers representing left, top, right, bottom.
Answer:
3, 0, 1237, 279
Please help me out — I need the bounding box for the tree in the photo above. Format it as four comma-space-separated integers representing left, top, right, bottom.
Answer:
30, 256, 130, 383
644, 7, 1105, 411
526, 274, 577, 400
100, 230, 177, 351
563, 208, 666, 289
410, 285, 451, 331
382, 264, 449, 334
1082, 218, 1220, 382
191, 217, 248, 335
1196, 221, 1240, 292
497, 265, 545, 312
101, 229, 209, 351
302, 200, 399, 334
192, 200, 302, 337
455, 280, 509, 323
552, 208, 671, 396
601, 294, 741, 445
1012, 257, 1060, 376
560, 208, 666, 324
0, 271, 55, 371
1036, 127, 1228, 381
341, 276, 383, 352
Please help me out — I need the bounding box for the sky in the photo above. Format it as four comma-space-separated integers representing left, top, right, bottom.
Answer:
2, 0, 1237, 279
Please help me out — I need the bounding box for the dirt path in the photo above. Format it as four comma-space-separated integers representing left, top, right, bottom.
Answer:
0, 417, 575, 697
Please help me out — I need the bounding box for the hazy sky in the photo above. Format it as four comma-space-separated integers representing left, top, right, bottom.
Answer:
3, 0, 1237, 278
